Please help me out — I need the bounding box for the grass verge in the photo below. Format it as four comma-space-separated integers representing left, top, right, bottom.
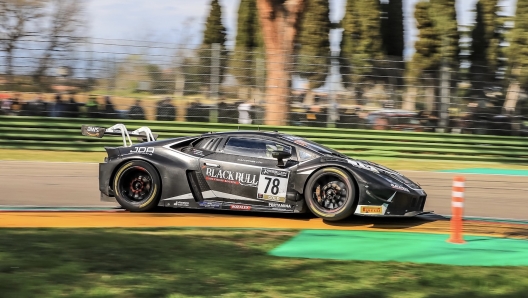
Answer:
0, 228, 527, 298
2, 148, 528, 171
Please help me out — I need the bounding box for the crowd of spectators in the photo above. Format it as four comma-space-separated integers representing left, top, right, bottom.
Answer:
1, 92, 526, 136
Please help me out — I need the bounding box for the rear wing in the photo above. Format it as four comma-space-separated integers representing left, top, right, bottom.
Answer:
81, 124, 158, 147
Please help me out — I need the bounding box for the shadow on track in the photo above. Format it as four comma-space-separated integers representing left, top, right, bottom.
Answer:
146, 206, 449, 230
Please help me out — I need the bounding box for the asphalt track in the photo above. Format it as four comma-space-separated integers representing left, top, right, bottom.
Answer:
0, 160, 527, 220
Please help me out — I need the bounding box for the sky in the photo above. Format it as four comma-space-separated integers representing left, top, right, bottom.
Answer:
85, 0, 518, 59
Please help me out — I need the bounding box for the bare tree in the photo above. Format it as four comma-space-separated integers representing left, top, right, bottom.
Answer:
0, 0, 44, 82
32, 0, 86, 85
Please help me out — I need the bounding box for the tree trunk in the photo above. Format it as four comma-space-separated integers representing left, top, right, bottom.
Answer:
503, 81, 520, 114
402, 86, 417, 111
5, 53, 13, 85
257, 0, 305, 126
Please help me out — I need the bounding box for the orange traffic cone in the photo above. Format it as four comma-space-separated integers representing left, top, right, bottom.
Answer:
447, 176, 466, 244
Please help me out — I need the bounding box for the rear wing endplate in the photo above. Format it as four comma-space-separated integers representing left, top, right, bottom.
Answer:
81, 124, 158, 147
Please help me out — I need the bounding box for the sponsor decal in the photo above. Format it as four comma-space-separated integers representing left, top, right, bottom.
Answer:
230, 204, 251, 210
198, 201, 222, 208
261, 168, 289, 178
237, 158, 263, 164
205, 168, 258, 187
174, 201, 190, 207
260, 194, 286, 203
268, 203, 291, 208
130, 147, 155, 155
360, 206, 383, 214
87, 126, 99, 133
347, 160, 379, 173
391, 183, 410, 192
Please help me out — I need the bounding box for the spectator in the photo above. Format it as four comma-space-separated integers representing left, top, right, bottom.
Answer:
156, 97, 176, 121
128, 99, 146, 120
237, 101, 253, 124
85, 96, 100, 118
64, 94, 80, 118
103, 96, 117, 119
1, 93, 13, 115
50, 94, 65, 117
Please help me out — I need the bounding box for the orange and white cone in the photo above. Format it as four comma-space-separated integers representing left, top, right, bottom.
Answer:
447, 176, 466, 244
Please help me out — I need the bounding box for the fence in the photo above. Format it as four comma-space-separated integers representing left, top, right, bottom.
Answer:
1, 116, 527, 163
1, 38, 527, 137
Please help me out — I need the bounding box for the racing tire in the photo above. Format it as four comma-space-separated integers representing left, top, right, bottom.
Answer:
304, 167, 357, 222
112, 160, 161, 212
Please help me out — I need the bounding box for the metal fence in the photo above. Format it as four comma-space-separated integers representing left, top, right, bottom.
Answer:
0, 38, 527, 137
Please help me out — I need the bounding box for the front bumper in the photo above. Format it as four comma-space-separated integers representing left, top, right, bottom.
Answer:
354, 179, 428, 216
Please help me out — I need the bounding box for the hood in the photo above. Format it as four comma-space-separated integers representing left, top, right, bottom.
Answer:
349, 159, 421, 189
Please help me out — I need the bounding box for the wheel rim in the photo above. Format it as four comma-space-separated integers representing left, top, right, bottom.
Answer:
311, 174, 348, 212
118, 166, 154, 203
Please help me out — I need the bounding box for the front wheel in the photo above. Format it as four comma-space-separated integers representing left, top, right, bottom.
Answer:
304, 167, 357, 221
113, 160, 161, 212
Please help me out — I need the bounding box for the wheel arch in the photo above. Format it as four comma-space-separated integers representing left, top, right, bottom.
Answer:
301, 164, 360, 205
109, 158, 163, 195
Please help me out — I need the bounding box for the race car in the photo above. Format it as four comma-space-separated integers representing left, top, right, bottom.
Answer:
81, 124, 431, 221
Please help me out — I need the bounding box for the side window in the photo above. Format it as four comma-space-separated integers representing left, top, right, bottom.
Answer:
298, 149, 315, 161
223, 137, 292, 159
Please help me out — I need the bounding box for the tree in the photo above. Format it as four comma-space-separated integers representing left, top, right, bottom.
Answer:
408, 1, 441, 77
469, 0, 500, 95
0, 0, 44, 83
199, 0, 228, 92
295, 0, 331, 103
257, 0, 305, 125
405, 1, 441, 111
230, 0, 265, 93
431, 0, 460, 68
32, 0, 87, 87
381, 0, 404, 59
504, 0, 528, 112
340, 0, 384, 101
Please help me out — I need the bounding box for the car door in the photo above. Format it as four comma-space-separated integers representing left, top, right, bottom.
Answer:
198, 136, 298, 210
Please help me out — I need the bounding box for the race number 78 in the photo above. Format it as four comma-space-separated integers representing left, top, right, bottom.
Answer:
264, 177, 280, 195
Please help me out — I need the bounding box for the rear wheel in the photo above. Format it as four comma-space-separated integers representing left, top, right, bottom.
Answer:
113, 160, 161, 212
304, 167, 357, 221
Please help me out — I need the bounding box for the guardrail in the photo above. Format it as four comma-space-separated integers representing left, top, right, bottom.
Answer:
1, 116, 527, 163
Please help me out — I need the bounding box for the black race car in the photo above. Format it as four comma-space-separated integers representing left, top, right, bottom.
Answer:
82, 124, 431, 221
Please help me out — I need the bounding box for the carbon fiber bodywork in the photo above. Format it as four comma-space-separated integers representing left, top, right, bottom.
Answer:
98, 131, 431, 217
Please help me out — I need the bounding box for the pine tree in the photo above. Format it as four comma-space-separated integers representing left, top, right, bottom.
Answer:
230, 0, 265, 88
199, 0, 228, 86
407, 0, 441, 82
295, 0, 331, 90
381, 0, 404, 58
431, 0, 460, 68
340, 0, 384, 88
469, 0, 500, 92
507, 0, 528, 86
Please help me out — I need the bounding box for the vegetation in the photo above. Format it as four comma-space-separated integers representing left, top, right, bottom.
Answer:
198, 0, 228, 89
339, 0, 384, 99
0, 228, 527, 298
295, 0, 331, 92
230, 0, 265, 93
507, 0, 528, 89
469, 0, 501, 96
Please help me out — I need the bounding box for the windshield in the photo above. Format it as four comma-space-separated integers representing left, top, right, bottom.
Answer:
279, 134, 350, 158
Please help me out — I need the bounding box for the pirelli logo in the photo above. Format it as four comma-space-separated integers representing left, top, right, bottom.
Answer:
360, 206, 383, 214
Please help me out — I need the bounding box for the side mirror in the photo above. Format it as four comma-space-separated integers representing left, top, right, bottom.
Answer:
272, 150, 291, 167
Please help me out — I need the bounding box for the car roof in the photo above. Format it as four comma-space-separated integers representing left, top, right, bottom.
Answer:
199, 130, 284, 138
